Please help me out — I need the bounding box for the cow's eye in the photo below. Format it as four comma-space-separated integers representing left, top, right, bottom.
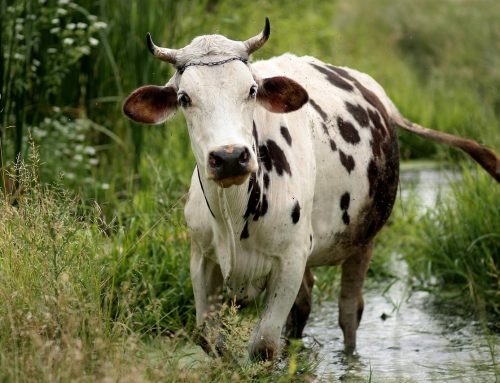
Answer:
178, 92, 191, 107
249, 85, 258, 99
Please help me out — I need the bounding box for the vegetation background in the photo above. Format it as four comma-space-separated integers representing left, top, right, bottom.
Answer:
0, 0, 498, 381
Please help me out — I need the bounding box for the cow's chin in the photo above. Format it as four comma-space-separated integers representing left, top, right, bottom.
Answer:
216, 173, 251, 188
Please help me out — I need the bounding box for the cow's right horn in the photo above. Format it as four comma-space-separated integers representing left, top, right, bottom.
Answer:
244, 17, 270, 55
146, 33, 178, 65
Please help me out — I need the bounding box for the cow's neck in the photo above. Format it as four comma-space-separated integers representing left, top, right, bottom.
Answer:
198, 170, 257, 279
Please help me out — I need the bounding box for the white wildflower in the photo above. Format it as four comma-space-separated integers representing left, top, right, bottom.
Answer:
89, 37, 99, 46
94, 21, 107, 30
84, 146, 96, 155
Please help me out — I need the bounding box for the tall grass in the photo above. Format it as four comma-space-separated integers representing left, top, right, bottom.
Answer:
0, 152, 109, 381
403, 165, 500, 318
0, 153, 319, 382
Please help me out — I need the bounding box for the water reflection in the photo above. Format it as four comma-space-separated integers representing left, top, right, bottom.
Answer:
304, 167, 498, 382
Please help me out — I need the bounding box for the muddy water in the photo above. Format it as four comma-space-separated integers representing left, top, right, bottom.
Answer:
304, 167, 499, 382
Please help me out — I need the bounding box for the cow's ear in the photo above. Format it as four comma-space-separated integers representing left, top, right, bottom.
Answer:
123, 85, 178, 124
257, 76, 308, 113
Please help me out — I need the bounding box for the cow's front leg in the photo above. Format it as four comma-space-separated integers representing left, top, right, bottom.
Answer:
284, 266, 315, 339
339, 242, 373, 354
249, 253, 307, 360
190, 240, 224, 353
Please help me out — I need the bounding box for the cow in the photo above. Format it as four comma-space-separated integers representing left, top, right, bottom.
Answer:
123, 18, 500, 361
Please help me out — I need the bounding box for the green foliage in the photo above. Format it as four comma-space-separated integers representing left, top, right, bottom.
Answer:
0, 151, 107, 381
0, 157, 316, 380
403, 165, 500, 317
0, 0, 105, 168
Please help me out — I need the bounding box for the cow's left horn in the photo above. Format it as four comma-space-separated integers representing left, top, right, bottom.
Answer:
244, 17, 270, 55
146, 32, 178, 65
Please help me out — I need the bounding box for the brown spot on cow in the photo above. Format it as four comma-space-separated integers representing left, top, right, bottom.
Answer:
310, 63, 354, 92
258, 144, 272, 172
342, 211, 350, 225
330, 139, 337, 152
370, 127, 384, 159
244, 178, 261, 219
266, 140, 291, 176
240, 221, 249, 240
263, 173, 270, 189
340, 192, 350, 211
340, 192, 351, 225
280, 125, 292, 146
367, 160, 378, 197
339, 150, 355, 173
309, 99, 328, 121
321, 122, 329, 136
338, 116, 361, 144
368, 109, 387, 137
291, 201, 301, 224
346, 102, 370, 127
327, 65, 391, 127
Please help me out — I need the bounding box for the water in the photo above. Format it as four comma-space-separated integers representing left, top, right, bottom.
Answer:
304, 166, 499, 382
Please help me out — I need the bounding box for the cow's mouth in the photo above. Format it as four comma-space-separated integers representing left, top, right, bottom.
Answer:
215, 173, 251, 188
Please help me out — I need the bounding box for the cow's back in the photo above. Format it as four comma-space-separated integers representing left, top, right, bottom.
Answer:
252, 54, 399, 266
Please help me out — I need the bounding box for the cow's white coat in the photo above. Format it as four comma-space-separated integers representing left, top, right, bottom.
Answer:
181, 49, 397, 356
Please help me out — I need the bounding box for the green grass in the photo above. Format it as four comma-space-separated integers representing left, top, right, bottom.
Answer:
0, 153, 322, 382
371, 162, 499, 318
404, 165, 500, 318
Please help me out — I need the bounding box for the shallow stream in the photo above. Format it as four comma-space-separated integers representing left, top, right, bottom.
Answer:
304, 166, 499, 382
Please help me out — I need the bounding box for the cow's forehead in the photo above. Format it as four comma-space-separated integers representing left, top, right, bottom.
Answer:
177, 60, 255, 92
175, 34, 248, 68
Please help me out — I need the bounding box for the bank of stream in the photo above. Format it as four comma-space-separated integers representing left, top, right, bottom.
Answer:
304, 165, 498, 382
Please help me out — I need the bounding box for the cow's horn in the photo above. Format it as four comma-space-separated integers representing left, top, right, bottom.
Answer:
244, 17, 270, 55
146, 32, 178, 65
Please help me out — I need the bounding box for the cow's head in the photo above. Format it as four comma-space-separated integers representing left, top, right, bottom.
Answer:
123, 19, 308, 188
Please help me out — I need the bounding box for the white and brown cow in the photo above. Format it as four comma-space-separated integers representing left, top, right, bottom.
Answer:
123, 19, 499, 360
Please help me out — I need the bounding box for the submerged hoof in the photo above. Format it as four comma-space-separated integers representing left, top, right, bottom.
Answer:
250, 339, 278, 361
343, 343, 356, 355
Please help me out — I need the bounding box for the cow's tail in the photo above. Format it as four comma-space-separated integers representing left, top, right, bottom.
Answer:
390, 112, 500, 183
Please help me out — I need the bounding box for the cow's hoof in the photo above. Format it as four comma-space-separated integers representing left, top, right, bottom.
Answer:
343, 344, 356, 355
194, 325, 227, 357
250, 339, 278, 361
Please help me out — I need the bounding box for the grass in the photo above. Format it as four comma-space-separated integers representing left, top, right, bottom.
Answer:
403, 165, 500, 319
0, 153, 322, 382
373, 160, 499, 315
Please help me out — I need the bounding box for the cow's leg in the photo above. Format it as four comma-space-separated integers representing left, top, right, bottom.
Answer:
190, 240, 224, 353
249, 253, 307, 360
284, 266, 314, 339
339, 242, 373, 354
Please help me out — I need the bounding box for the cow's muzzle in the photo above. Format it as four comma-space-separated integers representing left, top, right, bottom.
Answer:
207, 145, 256, 188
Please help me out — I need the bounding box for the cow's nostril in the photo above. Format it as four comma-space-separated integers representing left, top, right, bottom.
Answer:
239, 148, 250, 165
209, 153, 223, 168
